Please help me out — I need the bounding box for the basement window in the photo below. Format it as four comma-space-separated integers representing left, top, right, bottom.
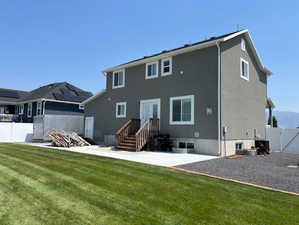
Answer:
235, 143, 243, 151
178, 142, 194, 150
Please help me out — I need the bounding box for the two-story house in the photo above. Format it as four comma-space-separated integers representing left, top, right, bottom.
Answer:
82, 29, 272, 156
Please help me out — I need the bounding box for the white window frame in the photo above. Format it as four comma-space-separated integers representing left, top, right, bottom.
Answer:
116, 102, 126, 118
240, 58, 249, 81
112, 69, 125, 89
145, 61, 159, 79
27, 103, 32, 118
241, 38, 246, 51
161, 57, 172, 76
169, 95, 194, 125
36, 102, 42, 116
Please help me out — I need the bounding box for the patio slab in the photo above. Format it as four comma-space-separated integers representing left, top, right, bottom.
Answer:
177, 152, 299, 194
24, 143, 217, 167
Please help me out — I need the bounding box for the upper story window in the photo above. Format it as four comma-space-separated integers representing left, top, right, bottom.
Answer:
116, 102, 126, 118
113, 69, 125, 89
36, 102, 42, 116
241, 39, 246, 51
170, 95, 194, 125
240, 58, 249, 81
161, 57, 172, 76
146, 61, 158, 79
27, 103, 32, 118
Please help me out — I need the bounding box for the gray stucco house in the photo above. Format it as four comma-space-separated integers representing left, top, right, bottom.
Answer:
0, 82, 92, 123
82, 29, 272, 156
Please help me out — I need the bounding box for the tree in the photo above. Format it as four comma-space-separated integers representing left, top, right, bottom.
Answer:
272, 116, 278, 128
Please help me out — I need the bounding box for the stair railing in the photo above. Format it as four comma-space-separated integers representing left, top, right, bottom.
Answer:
135, 119, 159, 151
116, 119, 140, 146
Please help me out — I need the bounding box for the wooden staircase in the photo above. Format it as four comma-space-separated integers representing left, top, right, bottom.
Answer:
116, 118, 159, 151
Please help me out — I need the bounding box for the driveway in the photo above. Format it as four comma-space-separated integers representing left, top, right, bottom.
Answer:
177, 152, 299, 194
25, 143, 217, 167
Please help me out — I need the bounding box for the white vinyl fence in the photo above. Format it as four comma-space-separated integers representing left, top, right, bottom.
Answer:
0, 122, 33, 142
266, 127, 299, 154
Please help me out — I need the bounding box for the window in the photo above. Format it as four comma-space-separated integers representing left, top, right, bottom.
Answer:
240, 58, 249, 80
235, 142, 243, 151
113, 70, 125, 88
170, 95, 194, 125
241, 38, 246, 51
36, 102, 42, 116
146, 61, 158, 79
27, 103, 32, 118
116, 102, 126, 118
161, 57, 172, 76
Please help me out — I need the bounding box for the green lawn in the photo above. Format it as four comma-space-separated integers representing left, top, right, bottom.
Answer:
0, 144, 298, 225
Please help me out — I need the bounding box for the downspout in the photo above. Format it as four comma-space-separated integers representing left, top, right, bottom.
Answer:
216, 41, 222, 156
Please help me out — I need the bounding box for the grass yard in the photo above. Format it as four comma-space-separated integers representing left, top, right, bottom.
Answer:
0, 144, 298, 225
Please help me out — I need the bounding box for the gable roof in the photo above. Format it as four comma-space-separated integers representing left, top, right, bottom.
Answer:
102, 29, 272, 76
0, 82, 92, 104
0, 88, 29, 104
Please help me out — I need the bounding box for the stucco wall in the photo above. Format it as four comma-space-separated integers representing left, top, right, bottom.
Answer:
220, 35, 267, 141
85, 46, 219, 142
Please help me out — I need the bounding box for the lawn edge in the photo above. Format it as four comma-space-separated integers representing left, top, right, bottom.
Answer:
170, 167, 299, 197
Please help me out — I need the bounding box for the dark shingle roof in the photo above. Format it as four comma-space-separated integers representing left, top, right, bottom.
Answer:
106, 30, 243, 70
22, 82, 93, 103
0, 88, 29, 103
0, 82, 92, 104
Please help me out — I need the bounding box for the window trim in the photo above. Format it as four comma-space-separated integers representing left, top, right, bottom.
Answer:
241, 38, 246, 51
240, 58, 249, 81
112, 69, 125, 89
169, 95, 194, 125
27, 103, 32, 118
116, 102, 127, 118
145, 61, 159, 79
161, 57, 172, 76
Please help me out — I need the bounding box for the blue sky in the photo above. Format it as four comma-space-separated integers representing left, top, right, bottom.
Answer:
0, 0, 298, 112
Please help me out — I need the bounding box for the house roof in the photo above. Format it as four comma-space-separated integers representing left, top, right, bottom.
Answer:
102, 29, 272, 76
0, 82, 93, 105
0, 88, 29, 104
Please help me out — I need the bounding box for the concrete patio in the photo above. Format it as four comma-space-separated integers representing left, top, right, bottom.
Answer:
25, 142, 217, 167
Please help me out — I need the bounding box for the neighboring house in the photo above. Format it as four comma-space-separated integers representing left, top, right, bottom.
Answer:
82, 29, 272, 156
0, 82, 92, 123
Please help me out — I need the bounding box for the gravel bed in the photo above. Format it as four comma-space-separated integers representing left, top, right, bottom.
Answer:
177, 152, 299, 194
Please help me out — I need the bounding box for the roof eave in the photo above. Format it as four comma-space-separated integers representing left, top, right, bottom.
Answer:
102, 38, 222, 73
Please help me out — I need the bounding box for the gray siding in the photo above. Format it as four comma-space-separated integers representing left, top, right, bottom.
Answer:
85, 46, 219, 142
220, 35, 267, 140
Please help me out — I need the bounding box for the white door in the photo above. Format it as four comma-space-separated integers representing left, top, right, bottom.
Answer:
85, 117, 94, 139
140, 99, 160, 125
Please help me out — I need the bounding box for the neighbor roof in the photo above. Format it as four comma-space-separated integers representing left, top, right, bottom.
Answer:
0, 82, 92, 104
22, 82, 93, 103
103, 29, 272, 76
0, 88, 29, 104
